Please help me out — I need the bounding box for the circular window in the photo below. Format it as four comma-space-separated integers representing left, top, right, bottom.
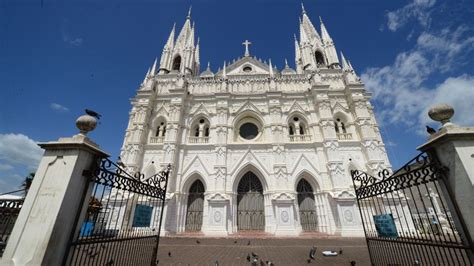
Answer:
239, 122, 259, 140
243, 66, 252, 73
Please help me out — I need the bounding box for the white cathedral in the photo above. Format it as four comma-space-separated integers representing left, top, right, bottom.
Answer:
118, 6, 391, 237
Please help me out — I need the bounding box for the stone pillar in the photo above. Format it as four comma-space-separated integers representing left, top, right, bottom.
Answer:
206, 193, 230, 236
1, 115, 108, 266
417, 104, 474, 255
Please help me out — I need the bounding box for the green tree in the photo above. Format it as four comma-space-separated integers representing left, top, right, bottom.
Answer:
21, 172, 35, 196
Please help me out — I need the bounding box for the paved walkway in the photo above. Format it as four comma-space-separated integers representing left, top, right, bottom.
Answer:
157, 236, 370, 266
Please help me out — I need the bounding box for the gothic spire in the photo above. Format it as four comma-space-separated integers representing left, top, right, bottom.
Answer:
300, 5, 321, 41
320, 16, 333, 44
195, 37, 200, 65
142, 67, 150, 85
340, 52, 349, 70
164, 23, 175, 49
294, 34, 301, 62
149, 58, 157, 76
269, 59, 274, 77
222, 61, 227, 78
299, 19, 310, 44
176, 9, 193, 48
348, 60, 355, 73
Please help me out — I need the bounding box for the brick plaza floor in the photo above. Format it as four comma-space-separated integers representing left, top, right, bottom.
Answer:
156, 236, 370, 266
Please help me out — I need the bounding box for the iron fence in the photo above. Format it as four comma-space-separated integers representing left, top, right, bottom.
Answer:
65, 158, 171, 266
351, 152, 473, 265
0, 198, 23, 257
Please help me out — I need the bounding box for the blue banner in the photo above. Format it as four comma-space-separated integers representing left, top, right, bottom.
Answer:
373, 213, 398, 238
132, 204, 153, 227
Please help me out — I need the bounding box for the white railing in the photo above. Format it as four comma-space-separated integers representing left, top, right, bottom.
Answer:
337, 133, 353, 140
149, 136, 165, 143
188, 137, 210, 144
289, 135, 312, 142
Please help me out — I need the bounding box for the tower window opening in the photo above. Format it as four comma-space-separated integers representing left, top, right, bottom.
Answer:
315, 51, 325, 66
156, 121, 167, 137
334, 118, 347, 134
172, 56, 182, 71
289, 125, 295, 135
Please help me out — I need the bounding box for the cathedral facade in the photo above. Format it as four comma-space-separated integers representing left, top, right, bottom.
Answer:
119, 7, 391, 237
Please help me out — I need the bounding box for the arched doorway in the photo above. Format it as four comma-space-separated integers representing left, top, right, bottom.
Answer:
185, 180, 204, 231
237, 172, 264, 230
297, 179, 318, 231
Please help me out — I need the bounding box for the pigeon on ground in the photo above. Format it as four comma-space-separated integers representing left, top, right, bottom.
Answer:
85, 109, 102, 119
309, 246, 316, 260
339, 248, 343, 255
350, 261, 356, 266
168, 252, 171, 257
426, 125, 436, 135
247, 254, 251, 261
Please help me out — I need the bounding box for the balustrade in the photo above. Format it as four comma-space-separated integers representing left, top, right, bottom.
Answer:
289, 135, 312, 142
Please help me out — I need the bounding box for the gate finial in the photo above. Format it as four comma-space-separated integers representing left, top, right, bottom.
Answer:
428, 104, 454, 127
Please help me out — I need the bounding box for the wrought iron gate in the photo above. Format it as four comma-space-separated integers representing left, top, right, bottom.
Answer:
65, 158, 170, 266
0, 198, 23, 257
351, 152, 473, 265
185, 180, 204, 231
237, 172, 265, 231
297, 179, 318, 231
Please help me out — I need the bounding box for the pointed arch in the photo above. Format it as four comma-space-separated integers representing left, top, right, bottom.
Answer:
185, 179, 205, 231
236, 171, 265, 230
181, 172, 208, 194
314, 50, 326, 67
231, 163, 268, 193
172, 55, 182, 71
296, 178, 318, 231
294, 170, 321, 193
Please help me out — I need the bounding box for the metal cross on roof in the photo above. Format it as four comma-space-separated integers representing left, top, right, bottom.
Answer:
242, 40, 252, 57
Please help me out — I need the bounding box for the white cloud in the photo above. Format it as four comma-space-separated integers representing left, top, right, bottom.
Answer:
386, 0, 436, 31
61, 19, 83, 47
50, 102, 69, 112
419, 75, 474, 126
0, 134, 44, 169
0, 163, 14, 171
362, 22, 474, 134
68, 37, 83, 46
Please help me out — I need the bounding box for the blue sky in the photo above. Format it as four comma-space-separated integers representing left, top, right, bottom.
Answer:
0, 0, 473, 193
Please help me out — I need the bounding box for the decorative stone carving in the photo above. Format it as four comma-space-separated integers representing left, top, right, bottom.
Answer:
343, 209, 353, 222
214, 211, 222, 223
428, 104, 454, 126
281, 210, 289, 223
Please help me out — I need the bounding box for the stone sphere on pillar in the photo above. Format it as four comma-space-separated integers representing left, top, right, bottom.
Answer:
76, 114, 97, 135
428, 104, 454, 126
